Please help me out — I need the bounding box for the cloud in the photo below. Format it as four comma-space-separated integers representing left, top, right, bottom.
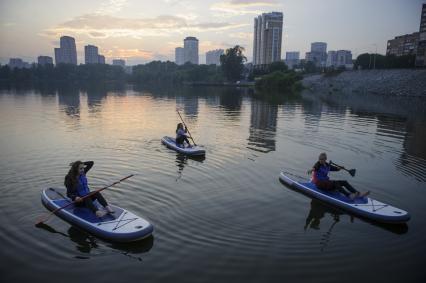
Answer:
89, 31, 108, 38
211, 0, 279, 15
199, 41, 226, 53
43, 14, 248, 39
2, 22, 16, 27
229, 32, 253, 40
102, 48, 154, 60
96, 0, 128, 15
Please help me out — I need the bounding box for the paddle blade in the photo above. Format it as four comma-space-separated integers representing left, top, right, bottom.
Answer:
348, 169, 356, 177
35, 216, 48, 226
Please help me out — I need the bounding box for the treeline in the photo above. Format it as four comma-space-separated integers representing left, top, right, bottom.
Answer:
250, 61, 303, 93
0, 61, 227, 84
0, 45, 247, 85
0, 63, 127, 83
131, 61, 224, 84
131, 46, 247, 83
355, 53, 416, 69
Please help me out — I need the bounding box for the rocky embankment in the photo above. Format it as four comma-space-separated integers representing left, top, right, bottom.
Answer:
301, 69, 426, 116
302, 69, 426, 97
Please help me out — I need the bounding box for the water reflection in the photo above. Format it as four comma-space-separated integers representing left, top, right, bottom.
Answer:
218, 88, 243, 114
57, 85, 80, 118
304, 199, 342, 231
36, 222, 153, 260
247, 99, 277, 153
303, 198, 409, 235
175, 153, 205, 181
279, 178, 409, 236
399, 119, 426, 182
176, 95, 198, 118
304, 200, 342, 252
85, 85, 108, 114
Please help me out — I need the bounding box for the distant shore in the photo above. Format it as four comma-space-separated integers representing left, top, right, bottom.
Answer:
184, 81, 255, 87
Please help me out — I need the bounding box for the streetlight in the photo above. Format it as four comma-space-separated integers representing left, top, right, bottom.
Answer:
373, 44, 377, 69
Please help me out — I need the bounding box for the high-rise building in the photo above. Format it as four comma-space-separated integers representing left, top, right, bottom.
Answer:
387, 32, 419, 56
305, 42, 327, 67
252, 12, 283, 66
112, 59, 126, 67
184, 37, 199, 64
37, 56, 53, 66
84, 45, 105, 64
416, 3, 426, 67
8, 58, 31, 69
85, 45, 99, 64
285, 51, 300, 69
326, 50, 353, 69
175, 47, 184, 65
54, 36, 77, 65
98, 55, 105, 64
206, 49, 224, 65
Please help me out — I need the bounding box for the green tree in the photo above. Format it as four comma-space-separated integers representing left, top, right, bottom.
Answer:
220, 45, 247, 82
268, 61, 288, 73
303, 61, 318, 73
255, 70, 302, 93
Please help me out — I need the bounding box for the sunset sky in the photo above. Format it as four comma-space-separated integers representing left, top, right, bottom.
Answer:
0, 0, 423, 65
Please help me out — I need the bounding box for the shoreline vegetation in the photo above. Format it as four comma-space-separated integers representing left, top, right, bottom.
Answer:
0, 46, 303, 96
0, 49, 423, 97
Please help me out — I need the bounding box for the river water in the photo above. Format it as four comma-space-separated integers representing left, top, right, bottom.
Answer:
1, 84, 425, 282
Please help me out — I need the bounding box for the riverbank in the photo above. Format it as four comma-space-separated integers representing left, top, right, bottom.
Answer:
302, 69, 426, 97
301, 69, 426, 117
184, 81, 255, 87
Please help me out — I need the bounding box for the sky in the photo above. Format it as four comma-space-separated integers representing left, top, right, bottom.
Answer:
0, 0, 424, 65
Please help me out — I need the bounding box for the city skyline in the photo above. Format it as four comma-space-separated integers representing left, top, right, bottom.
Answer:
0, 0, 424, 65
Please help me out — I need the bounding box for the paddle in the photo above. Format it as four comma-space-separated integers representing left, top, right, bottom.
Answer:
35, 174, 134, 226
176, 109, 197, 146
329, 161, 356, 177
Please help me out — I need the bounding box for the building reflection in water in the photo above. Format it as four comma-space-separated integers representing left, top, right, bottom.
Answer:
84, 85, 109, 114
375, 113, 426, 182
247, 99, 278, 153
176, 95, 199, 118
218, 88, 243, 115
57, 85, 80, 118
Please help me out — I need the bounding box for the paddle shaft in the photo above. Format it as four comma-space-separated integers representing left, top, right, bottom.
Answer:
176, 110, 197, 146
36, 174, 134, 225
330, 161, 356, 177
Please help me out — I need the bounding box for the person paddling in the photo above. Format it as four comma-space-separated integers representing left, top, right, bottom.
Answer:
65, 161, 114, 217
176, 123, 192, 148
307, 153, 370, 200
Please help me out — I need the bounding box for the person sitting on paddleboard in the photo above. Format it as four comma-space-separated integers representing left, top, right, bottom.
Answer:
65, 161, 114, 217
176, 123, 192, 148
308, 153, 370, 200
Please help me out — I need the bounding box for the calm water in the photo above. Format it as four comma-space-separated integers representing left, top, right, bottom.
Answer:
1, 85, 425, 283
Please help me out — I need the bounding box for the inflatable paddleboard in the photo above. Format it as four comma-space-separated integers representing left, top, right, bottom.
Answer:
279, 172, 410, 224
41, 187, 153, 242
161, 136, 205, 156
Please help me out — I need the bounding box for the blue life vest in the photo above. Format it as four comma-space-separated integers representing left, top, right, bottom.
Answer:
77, 174, 90, 196
176, 128, 186, 139
315, 164, 330, 181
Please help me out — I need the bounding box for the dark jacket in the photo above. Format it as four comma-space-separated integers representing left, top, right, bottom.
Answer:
65, 161, 94, 200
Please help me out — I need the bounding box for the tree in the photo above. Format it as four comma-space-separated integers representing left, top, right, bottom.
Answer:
220, 45, 247, 82
303, 61, 317, 73
268, 61, 288, 73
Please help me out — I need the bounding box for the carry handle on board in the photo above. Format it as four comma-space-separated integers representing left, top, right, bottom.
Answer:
35, 174, 134, 226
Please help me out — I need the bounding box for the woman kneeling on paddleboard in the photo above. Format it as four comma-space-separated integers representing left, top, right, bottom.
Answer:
65, 161, 114, 217
176, 123, 192, 148
308, 153, 370, 200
